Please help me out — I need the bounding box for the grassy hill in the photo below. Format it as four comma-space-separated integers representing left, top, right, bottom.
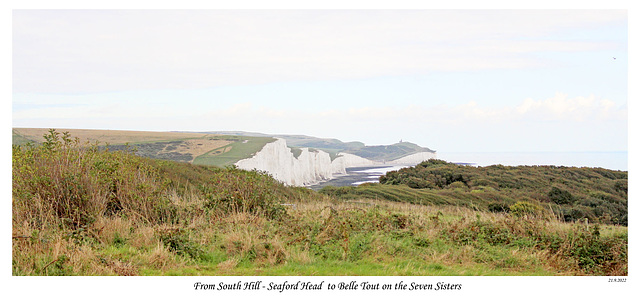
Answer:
192, 136, 276, 166
12, 128, 213, 145
344, 141, 435, 161
11, 131, 627, 276
12, 128, 273, 167
321, 159, 628, 226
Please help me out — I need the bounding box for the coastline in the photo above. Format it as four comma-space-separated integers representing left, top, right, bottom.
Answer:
310, 151, 628, 189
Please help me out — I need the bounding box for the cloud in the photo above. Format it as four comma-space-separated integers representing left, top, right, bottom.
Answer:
12, 10, 626, 93
301, 93, 627, 124
512, 93, 626, 122
14, 89, 626, 133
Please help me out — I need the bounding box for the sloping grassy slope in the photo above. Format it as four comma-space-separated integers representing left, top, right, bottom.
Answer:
343, 141, 435, 161
192, 136, 276, 167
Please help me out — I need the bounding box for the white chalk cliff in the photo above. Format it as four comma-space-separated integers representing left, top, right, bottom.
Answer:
235, 138, 436, 186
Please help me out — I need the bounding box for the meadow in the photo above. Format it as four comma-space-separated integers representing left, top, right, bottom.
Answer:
192, 136, 276, 166
11, 130, 627, 276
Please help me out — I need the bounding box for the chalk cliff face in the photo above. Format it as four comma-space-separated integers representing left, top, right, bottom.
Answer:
235, 139, 334, 186
235, 138, 435, 186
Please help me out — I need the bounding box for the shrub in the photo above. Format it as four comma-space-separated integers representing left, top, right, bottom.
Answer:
613, 180, 627, 194
488, 202, 510, 213
509, 201, 543, 218
159, 229, 204, 260
548, 187, 575, 205
13, 130, 106, 229
406, 176, 430, 189
562, 206, 595, 223
568, 228, 627, 274
448, 181, 467, 190
200, 167, 287, 219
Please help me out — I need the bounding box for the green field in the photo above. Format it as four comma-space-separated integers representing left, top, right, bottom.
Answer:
192, 136, 276, 167
12, 128, 273, 168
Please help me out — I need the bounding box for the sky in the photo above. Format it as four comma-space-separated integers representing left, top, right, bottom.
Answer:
11, 9, 629, 153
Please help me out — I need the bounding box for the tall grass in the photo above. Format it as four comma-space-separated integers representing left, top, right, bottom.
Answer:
12, 130, 297, 275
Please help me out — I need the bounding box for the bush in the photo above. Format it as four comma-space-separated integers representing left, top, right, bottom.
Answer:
159, 229, 204, 260
548, 187, 575, 205
448, 181, 467, 190
613, 180, 627, 194
562, 206, 595, 223
13, 130, 106, 229
568, 228, 627, 274
509, 201, 543, 218
488, 202, 510, 213
406, 176, 431, 189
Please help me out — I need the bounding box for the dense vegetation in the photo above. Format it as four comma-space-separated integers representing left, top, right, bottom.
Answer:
12, 131, 627, 276
322, 159, 627, 226
105, 141, 195, 162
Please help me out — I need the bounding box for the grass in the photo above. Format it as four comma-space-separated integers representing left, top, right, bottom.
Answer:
12, 129, 37, 145
12, 130, 627, 276
192, 136, 276, 167
12, 127, 213, 145
17, 198, 624, 276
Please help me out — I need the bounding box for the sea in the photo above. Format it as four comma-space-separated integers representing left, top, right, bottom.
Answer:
309, 151, 628, 190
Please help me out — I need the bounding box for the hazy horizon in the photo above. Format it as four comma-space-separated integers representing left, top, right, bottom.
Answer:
12, 9, 628, 153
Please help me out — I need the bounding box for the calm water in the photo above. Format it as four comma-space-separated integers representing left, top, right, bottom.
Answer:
437, 151, 628, 171
309, 165, 408, 190
310, 151, 628, 189
350, 166, 408, 185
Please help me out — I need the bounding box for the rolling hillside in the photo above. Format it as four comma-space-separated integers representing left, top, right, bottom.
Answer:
13, 128, 436, 167
12, 128, 273, 166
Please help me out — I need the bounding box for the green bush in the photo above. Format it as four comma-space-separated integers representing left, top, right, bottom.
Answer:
613, 180, 627, 193
561, 206, 595, 223
548, 187, 575, 205
198, 166, 287, 219
159, 229, 204, 260
488, 202, 510, 213
568, 228, 627, 274
509, 201, 543, 218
